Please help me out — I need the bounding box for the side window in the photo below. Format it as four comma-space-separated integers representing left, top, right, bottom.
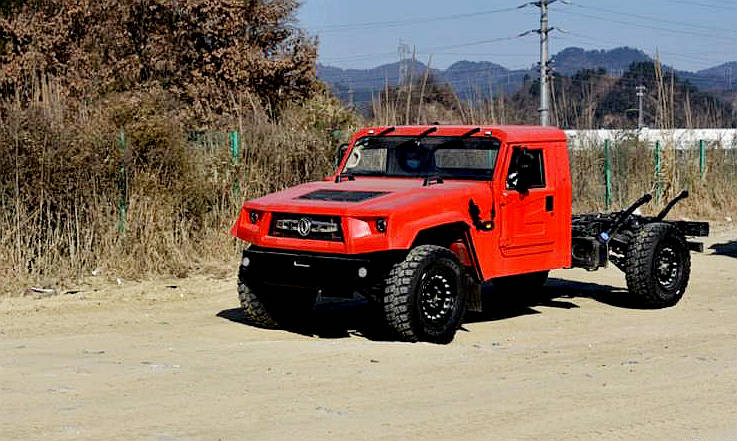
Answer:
506, 147, 546, 189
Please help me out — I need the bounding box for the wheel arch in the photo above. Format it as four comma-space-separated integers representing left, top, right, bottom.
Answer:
410, 221, 483, 282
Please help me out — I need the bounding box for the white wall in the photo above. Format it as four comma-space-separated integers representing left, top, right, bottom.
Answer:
565, 129, 737, 149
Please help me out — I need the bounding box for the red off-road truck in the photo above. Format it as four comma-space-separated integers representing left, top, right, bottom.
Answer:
231, 125, 708, 343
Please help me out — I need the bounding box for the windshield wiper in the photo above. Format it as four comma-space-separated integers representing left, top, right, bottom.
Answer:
416, 126, 437, 139
397, 126, 438, 150
376, 126, 395, 136
461, 127, 481, 137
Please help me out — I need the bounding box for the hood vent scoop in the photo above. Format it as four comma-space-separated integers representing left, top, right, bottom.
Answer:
297, 189, 389, 202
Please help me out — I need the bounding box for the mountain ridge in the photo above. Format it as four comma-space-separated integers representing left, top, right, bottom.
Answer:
319, 47, 736, 108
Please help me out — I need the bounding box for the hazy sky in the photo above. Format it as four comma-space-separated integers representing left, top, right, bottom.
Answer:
297, 0, 737, 72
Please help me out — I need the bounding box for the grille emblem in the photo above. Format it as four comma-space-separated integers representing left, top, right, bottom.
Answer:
297, 217, 312, 237
273, 215, 340, 239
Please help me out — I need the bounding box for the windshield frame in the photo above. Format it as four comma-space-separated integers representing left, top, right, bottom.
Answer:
341, 135, 502, 181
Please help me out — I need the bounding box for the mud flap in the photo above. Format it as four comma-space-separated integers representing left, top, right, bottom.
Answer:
465, 273, 483, 313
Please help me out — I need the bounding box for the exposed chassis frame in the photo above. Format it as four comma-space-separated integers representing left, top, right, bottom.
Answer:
571, 191, 709, 271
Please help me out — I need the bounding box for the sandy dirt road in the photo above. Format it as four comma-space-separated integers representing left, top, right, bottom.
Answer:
2, 229, 737, 441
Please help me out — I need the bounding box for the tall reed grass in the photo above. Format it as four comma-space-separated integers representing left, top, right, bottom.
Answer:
0, 78, 357, 294
570, 134, 737, 218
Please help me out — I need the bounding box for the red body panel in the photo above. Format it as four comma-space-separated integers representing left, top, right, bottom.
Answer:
232, 125, 572, 282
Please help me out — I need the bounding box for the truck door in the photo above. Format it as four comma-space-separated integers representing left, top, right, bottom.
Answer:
497, 145, 558, 270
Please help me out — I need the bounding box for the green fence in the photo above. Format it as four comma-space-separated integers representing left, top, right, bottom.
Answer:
116, 129, 243, 235
114, 131, 735, 231
571, 138, 737, 213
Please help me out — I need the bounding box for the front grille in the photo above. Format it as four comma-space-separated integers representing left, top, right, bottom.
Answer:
269, 213, 344, 241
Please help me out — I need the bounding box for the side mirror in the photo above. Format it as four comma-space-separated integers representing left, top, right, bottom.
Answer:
508, 172, 531, 193
334, 143, 349, 169
507, 148, 535, 193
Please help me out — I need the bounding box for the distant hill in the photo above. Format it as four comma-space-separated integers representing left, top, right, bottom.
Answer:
440, 60, 528, 99
691, 62, 737, 91
551, 47, 650, 76
317, 61, 430, 109
319, 46, 736, 110
506, 61, 737, 129
317, 59, 528, 110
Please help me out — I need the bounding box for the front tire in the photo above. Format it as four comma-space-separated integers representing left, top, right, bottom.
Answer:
383, 245, 467, 344
237, 266, 317, 329
624, 222, 690, 307
238, 281, 280, 329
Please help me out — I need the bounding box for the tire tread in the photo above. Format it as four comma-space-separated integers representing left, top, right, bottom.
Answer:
238, 281, 280, 329
624, 222, 690, 307
383, 245, 465, 343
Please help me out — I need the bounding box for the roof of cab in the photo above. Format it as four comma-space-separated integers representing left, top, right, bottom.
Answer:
356, 125, 567, 144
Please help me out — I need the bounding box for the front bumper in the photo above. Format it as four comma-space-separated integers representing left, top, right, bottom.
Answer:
239, 247, 402, 292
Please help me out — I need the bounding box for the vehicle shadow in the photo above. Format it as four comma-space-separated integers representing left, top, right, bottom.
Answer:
709, 240, 737, 258
463, 277, 645, 325
217, 298, 394, 341
216, 277, 645, 341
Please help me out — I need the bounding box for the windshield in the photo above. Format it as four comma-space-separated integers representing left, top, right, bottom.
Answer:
342, 136, 501, 179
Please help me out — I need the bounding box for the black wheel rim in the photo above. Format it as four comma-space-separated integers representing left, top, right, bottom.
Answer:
654, 243, 681, 291
418, 267, 456, 324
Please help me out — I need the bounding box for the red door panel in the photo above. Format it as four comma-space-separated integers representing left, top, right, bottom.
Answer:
496, 145, 558, 274
499, 189, 555, 256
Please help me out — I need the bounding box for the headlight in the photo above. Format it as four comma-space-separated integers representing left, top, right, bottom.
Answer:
376, 218, 387, 233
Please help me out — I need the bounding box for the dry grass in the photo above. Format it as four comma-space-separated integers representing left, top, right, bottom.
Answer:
1, 76, 735, 296
0, 78, 357, 295
570, 135, 737, 219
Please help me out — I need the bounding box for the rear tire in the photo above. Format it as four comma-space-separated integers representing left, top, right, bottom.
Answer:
383, 245, 467, 344
624, 222, 690, 308
237, 266, 317, 329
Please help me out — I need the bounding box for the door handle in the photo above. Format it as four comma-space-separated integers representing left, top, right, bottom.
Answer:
545, 195, 554, 212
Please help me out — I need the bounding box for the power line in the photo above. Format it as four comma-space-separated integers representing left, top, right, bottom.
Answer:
310, 5, 529, 33
320, 34, 529, 64
317, 0, 733, 107
669, 0, 737, 11
554, 7, 735, 44
571, 3, 737, 35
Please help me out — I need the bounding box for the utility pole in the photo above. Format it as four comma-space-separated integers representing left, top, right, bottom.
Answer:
636, 84, 646, 129
536, 0, 551, 126
523, 1, 567, 125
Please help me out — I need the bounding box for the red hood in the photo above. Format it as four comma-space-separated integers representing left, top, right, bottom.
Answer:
244, 177, 490, 216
